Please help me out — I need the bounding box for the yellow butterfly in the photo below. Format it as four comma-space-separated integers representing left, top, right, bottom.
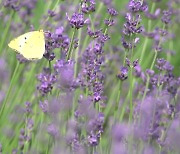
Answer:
8, 30, 45, 60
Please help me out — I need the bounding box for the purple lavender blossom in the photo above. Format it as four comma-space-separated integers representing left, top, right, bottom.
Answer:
19, 129, 26, 150
87, 112, 104, 146
66, 120, 79, 148
107, 8, 118, 16
27, 118, 34, 132
134, 64, 142, 78
45, 28, 70, 55
87, 27, 102, 38
104, 19, 115, 27
25, 102, 32, 114
135, 90, 175, 145
128, 0, 148, 12
67, 12, 85, 29
48, 10, 56, 17
161, 10, 172, 24
78, 40, 105, 102
146, 69, 155, 77
47, 123, 59, 138
88, 134, 98, 146
121, 37, 132, 49
43, 51, 55, 61
37, 68, 56, 95
39, 100, 49, 113
75, 96, 96, 118
166, 119, 180, 152
117, 66, 128, 81
155, 58, 174, 71
145, 8, 161, 19
81, 0, 96, 14
54, 59, 75, 90
1, 1, 180, 153
16, 54, 29, 63
123, 13, 143, 36
3, 0, 20, 11
102, 0, 112, 5
73, 38, 79, 49
111, 123, 130, 154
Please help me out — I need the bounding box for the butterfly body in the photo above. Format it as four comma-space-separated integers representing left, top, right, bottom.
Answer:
8, 30, 45, 60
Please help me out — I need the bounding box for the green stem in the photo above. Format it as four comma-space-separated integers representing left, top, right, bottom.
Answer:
142, 24, 166, 101
139, 2, 156, 64
49, 60, 52, 73
103, 15, 111, 35
0, 11, 15, 55
66, 28, 76, 60
167, 29, 173, 62
41, 0, 60, 27
74, 28, 81, 78
129, 42, 134, 122
0, 62, 20, 118
142, 50, 158, 101
129, 66, 133, 122
81, 2, 104, 53
115, 51, 127, 119
89, 14, 95, 33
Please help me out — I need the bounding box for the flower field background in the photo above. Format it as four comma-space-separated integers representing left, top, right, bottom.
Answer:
0, 0, 180, 153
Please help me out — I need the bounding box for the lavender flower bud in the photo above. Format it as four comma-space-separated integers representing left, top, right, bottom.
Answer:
107, 8, 118, 16
87, 27, 102, 38
121, 37, 132, 49
67, 12, 85, 29
37, 68, 56, 96
54, 59, 75, 90
117, 66, 128, 81
25, 102, 32, 114
161, 10, 172, 24
48, 10, 56, 17
134, 64, 142, 78
88, 134, 98, 146
104, 19, 115, 27
128, 0, 148, 13
126, 58, 131, 67
81, 0, 96, 14
133, 59, 139, 67
146, 69, 155, 76
145, 8, 161, 19
47, 123, 59, 138
39, 100, 49, 113
43, 51, 55, 61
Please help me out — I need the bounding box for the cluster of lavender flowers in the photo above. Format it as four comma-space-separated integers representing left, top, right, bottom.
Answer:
0, 0, 180, 154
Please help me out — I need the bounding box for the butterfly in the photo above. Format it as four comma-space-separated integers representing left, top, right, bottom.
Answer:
8, 30, 45, 60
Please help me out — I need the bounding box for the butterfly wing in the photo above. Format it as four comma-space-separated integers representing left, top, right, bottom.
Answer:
8, 32, 30, 53
8, 30, 45, 60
